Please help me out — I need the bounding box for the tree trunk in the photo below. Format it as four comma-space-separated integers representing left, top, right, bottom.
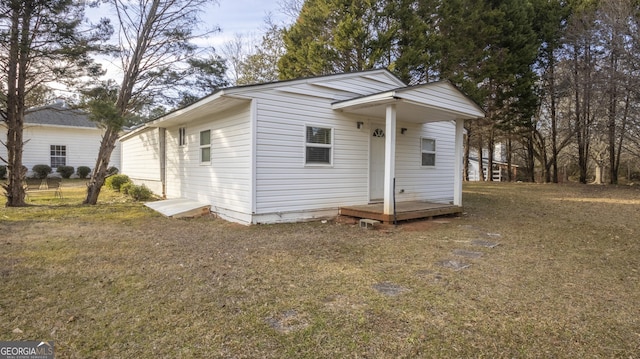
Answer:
593, 154, 605, 185
487, 127, 495, 182
506, 136, 512, 182
463, 126, 471, 182
607, 48, 618, 184
84, 127, 119, 204
478, 134, 485, 182
549, 57, 559, 183
3, 3, 32, 207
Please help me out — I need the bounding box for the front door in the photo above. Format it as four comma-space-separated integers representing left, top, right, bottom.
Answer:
369, 126, 386, 201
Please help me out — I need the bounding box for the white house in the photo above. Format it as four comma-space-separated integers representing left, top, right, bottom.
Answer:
120, 69, 485, 225
0, 102, 121, 177
468, 144, 519, 181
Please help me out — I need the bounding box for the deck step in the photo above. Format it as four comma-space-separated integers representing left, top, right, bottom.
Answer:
145, 198, 211, 219
359, 218, 380, 229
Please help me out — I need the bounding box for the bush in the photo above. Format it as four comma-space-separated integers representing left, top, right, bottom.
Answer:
107, 166, 119, 176
77, 166, 91, 179
56, 165, 75, 179
105, 174, 130, 192
0, 165, 6, 179
120, 181, 133, 195
32, 164, 52, 179
127, 184, 153, 201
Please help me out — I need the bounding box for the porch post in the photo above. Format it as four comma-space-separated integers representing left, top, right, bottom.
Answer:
383, 104, 397, 215
453, 118, 464, 206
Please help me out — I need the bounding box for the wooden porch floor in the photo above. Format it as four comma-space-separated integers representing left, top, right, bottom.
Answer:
339, 200, 462, 224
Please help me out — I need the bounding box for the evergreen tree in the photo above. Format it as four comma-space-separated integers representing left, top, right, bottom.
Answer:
278, 0, 380, 79
0, 0, 108, 206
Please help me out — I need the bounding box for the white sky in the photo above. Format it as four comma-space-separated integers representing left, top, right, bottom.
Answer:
75, 0, 290, 90
206, 0, 288, 47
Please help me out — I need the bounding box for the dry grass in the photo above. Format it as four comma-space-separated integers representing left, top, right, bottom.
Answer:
1, 182, 639, 358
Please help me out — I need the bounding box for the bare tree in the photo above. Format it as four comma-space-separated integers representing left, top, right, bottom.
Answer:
83, 0, 219, 205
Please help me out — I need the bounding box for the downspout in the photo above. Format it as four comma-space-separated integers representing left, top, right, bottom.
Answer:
159, 127, 166, 198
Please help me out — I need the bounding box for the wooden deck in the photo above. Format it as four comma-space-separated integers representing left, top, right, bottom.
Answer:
339, 201, 462, 224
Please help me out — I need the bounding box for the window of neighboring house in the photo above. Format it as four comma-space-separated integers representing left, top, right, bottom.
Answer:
50, 145, 66, 168
421, 138, 436, 166
178, 127, 186, 146
200, 129, 211, 163
305, 126, 332, 165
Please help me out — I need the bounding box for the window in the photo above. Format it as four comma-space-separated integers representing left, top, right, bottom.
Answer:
50, 145, 66, 168
178, 127, 186, 146
200, 130, 211, 163
305, 126, 332, 165
421, 138, 436, 166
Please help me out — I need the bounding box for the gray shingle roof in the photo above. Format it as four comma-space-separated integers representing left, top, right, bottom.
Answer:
25, 103, 98, 128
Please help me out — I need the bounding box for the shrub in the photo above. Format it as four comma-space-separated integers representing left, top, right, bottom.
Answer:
107, 166, 119, 176
105, 174, 130, 192
0, 165, 6, 179
57, 165, 75, 179
77, 166, 91, 179
120, 181, 133, 195
127, 184, 153, 201
32, 164, 52, 179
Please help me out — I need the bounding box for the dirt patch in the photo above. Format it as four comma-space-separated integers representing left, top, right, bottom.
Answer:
372, 282, 410, 296
437, 259, 471, 271
265, 310, 309, 334
452, 249, 484, 259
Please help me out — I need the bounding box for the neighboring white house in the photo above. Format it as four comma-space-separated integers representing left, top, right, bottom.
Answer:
120, 69, 485, 225
468, 144, 519, 181
0, 102, 121, 177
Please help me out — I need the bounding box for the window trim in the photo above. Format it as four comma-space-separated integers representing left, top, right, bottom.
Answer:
199, 129, 211, 164
421, 137, 436, 167
50, 145, 67, 168
178, 127, 186, 146
304, 125, 333, 166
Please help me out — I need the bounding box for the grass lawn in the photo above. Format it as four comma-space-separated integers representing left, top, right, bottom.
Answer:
1, 182, 639, 358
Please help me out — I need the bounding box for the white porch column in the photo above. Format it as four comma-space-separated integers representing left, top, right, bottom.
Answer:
453, 118, 465, 206
383, 104, 397, 215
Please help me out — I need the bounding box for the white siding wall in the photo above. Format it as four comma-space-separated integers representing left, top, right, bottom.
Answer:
246, 74, 402, 222
395, 121, 456, 204
0, 124, 120, 176
246, 76, 460, 222
120, 127, 163, 194
164, 104, 253, 224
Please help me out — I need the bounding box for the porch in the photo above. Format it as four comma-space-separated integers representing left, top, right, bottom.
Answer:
339, 200, 462, 224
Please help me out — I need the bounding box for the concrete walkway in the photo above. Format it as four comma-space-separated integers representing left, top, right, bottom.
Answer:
145, 198, 211, 219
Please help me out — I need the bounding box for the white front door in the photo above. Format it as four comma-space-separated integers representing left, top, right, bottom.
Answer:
369, 126, 386, 201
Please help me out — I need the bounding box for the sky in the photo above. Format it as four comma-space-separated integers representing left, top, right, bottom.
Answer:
76, 1, 292, 90
206, 0, 289, 47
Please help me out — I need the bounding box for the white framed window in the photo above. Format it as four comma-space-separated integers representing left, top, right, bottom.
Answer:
421, 138, 436, 166
178, 127, 186, 146
200, 129, 211, 163
50, 145, 66, 168
305, 126, 332, 165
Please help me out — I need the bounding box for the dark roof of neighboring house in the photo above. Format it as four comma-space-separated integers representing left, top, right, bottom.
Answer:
25, 102, 98, 129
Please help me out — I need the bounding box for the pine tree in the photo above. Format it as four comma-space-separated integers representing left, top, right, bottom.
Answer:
278, 0, 380, 79
0, 0, 108, 206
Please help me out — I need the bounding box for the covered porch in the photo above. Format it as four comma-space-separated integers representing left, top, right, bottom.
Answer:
332, 81, 485, 222
339, 200, 462, 224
